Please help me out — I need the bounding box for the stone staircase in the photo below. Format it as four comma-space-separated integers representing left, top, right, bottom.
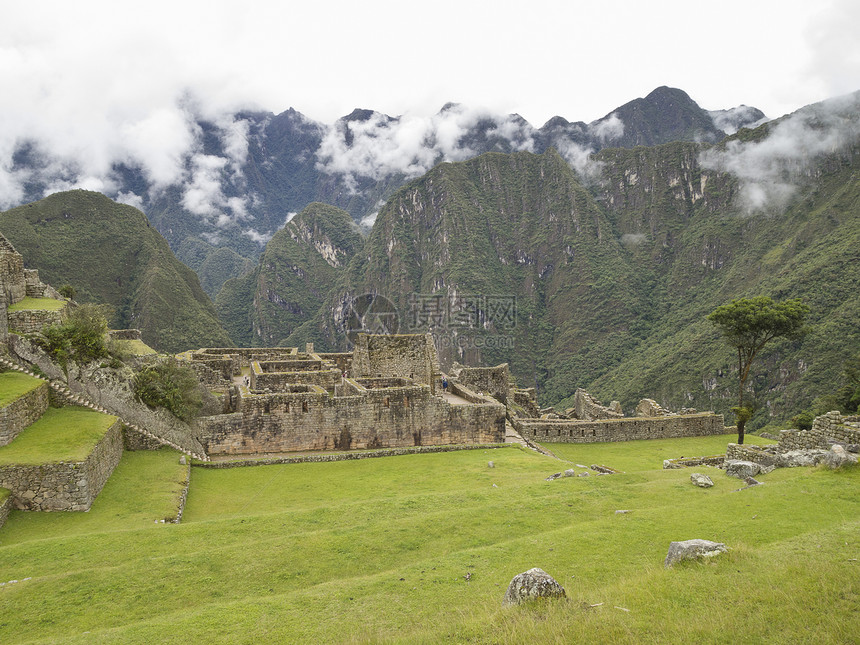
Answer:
0, 355, 208, 462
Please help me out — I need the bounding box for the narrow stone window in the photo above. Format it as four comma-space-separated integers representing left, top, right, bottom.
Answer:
404, 396, 410, 407
384, 396, 390, 408
302, 401, 308, 413
285, 402, 290, 413
263, 401, 270, 414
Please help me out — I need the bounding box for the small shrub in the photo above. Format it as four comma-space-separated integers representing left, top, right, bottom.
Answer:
35, 303, 110, 367
790, 410, 814, 431
133, 358, 202, 422
58, 284, 76, 299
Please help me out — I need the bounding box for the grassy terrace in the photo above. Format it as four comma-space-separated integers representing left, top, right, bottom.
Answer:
114, 339, 157, 356
6, 297, 67, 312
0, 406, 117, 465
0, 372, 44, 407
0, 435, 857, 643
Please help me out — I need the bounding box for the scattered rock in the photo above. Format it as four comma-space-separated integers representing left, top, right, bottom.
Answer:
690, 473, 714, 488
575, 464, 587, 469
664, 539, 727, 567
488, 461, 494, 468
724, 460, 761, 479
614, 509, 631, 515
179, 455, 187, 465
563, 469, 577, 477
663, 459, 684, 470
502, 568, 567, 607
744, 476, 761, 486
545, 472, 563, 481
824, 445, 858, 469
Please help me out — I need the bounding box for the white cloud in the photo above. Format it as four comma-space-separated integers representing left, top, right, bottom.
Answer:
699, 92, 860, 212
313, 104, 541, 188
115, 191, 144, 210
590, 113, 625, 143
242, 228, 272, 246
360, 212, 378, 228
708, 106, 770, 136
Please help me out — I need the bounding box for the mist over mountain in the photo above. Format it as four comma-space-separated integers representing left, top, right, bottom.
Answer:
2, 87, 767, 293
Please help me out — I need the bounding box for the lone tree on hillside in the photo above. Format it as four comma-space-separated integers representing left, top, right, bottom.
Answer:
708, 296, 809, 444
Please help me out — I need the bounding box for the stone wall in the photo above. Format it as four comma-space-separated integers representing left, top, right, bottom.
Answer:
123, 425, 167, 451
726, 443, 780, 466
0, 233, 26, 307
317, 352, 353, 374
574, 388, 624, 420
454, 364, 510, 403
352, 333, 439, 393
779, 412, 860, 451
0, 381, 50, 446
108, 329, 142, 341
197, 385, 506, 455
0, 419, 123, 511
514, 413, 725, 444
7, 308, 66, 334
250, 361, 341, 391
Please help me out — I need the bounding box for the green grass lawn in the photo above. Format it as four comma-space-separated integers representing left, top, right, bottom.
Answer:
0, 372, 44, 407
6, 297, 67, 312
0, 406, 117, 465
0, 438, 857, 644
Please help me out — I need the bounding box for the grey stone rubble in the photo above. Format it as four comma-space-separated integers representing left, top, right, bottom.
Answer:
664, 539, 727, 567
502, 568, 567, 606
723, 460, 774, 479
690, 473, 714, 487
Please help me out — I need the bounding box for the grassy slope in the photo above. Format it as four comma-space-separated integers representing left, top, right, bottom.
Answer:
0, 372, 44, 407
0, 438, 856, 643
0, 190, 232, 353
0, 407, 117, 465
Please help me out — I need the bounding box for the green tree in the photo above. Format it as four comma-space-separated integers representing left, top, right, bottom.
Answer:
708, 296, 809, 443
38, 303, 110, 367
836, 352, 860, 413
133, 358, 203, 422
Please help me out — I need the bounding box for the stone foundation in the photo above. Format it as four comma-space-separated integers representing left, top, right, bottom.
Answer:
0, 419, 123, 511
0, 489, 11, 529
7, 308, 66, 334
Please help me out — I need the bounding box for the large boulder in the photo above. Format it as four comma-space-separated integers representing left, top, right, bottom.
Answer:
690, 473, 714, 488
502, 568, 567, 606
823, 445, 859, 469
664, 539, 727, 567
724, 460, 761, 479
776, 449, 829, 468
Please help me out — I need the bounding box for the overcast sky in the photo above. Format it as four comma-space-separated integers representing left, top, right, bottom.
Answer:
1, 0, 859, 215
3, 0, 858, 126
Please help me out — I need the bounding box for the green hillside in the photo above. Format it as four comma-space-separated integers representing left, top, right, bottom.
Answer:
0, 190, 233, 353
216, 202, 362, 346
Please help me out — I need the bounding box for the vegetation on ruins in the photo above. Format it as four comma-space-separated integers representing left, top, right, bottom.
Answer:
34, 303, 112, 368
133, 358, 203, 422
708, 296, 809, 443
0, 437, 857, 643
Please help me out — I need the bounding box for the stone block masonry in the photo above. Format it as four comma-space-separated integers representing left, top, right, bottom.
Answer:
0, 489, 11, 530
0, 419, 124, 511
514, 412, 725, 443
7, 308, 66, 334
0, 381, 49, 446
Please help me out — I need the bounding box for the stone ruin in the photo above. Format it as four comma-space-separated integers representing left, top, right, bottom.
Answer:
181, 334, 507, 456
724, 411, 860, 470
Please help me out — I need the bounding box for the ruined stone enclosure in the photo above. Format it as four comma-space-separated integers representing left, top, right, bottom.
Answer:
184, 334, 506, 456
